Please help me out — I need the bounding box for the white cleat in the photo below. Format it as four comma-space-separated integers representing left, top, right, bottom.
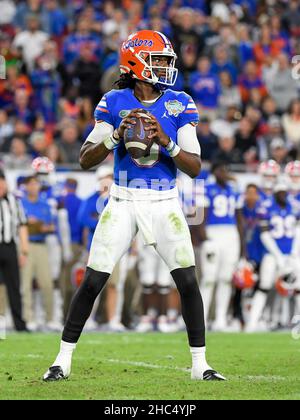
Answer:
107, 321, 127, 332
27, 322, 38, 332
84, 319, 99, 331
46, 321, 63, 332
135, 316, 154, 333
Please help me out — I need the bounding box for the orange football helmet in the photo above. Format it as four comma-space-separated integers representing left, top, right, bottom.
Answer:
120, 30, 178, 87
233, 260, 258, 290
276, 272, 297, 297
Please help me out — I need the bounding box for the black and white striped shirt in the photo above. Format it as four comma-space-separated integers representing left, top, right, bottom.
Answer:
0, 194, 27, 244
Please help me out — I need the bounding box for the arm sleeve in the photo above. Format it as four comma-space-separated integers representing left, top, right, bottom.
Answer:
84, 121, 114, 145
177, 123, 201, 156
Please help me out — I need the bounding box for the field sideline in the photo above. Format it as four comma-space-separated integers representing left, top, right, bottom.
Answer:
0, 332, 299, 400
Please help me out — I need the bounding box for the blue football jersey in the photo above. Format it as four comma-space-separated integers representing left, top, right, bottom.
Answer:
258, 198, 300, 255
259, 189, 273, 209
242, 202, 264, 264
204, 182, 242, 226
94, 88, 199, 190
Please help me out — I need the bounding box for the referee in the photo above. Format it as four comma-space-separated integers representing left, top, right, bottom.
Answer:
0, 170, 29, 331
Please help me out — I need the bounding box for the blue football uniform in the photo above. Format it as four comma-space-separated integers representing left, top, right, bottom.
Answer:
204, 182, 242, 226
94, 88, 199, 190
259, 189, 273, 209
242, 202, 264, 264
258, 198, 300, 255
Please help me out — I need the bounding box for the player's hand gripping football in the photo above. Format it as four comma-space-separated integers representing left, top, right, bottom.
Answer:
117, 108, 151, 138
144, 114, 170, 147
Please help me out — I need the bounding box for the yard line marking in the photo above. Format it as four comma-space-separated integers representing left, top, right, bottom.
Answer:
106, 358, 190, 373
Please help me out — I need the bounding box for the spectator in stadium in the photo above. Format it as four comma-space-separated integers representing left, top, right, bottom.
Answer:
269, 137, 290, 166
189, 56, 221, 119
14, 0, 43, 31
211, 44, 238, 84
57, 124, 82, 164
21, 175, 55, 331
0, 65, 33, 113
238, 60, 267, 104
212, 134, 244, 165
12, 14, 49, 72
102, 8, 128, 40
282, 0, 300, 38
236, 23, 254, 68
2, 137, 31, 169
253, 24, 285, 69
41, 0, 69, 39
267, 53, 299, 114
58, 178, 83, 320
62, 16, 102, 68
72, 45, 102, 107
12, 89, 36, 129
171, 7, 205, 64
234, 117, 258, 164
197, 116, 218, 161
282, 99, 300, 152
218, 70, 241, 115
0, 110, 14, 150
0, 0, 15, 26
29, 131, 48, 158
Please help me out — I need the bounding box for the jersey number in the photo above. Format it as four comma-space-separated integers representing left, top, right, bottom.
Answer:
213, 195, 236, 218
132, 143, 160, 167
271, 215, 296, 239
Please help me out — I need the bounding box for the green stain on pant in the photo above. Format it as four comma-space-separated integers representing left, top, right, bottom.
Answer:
169, 212, 183, 234
176, 247, 194, 268
101, 210, 112, 225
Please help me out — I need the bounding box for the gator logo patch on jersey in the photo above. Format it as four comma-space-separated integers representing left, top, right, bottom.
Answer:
119, 110, 131, 118
164, 100, 185, 117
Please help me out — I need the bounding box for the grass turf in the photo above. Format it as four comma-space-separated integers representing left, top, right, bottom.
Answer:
0, 332, 299, 400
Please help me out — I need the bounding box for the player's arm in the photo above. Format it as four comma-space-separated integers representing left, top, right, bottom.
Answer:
146, 118, 201, 178
80, 110, 145, 170
259, 214, 285, 269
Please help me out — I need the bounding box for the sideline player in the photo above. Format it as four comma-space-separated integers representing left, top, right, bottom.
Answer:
246, 181, 300, 332
43, 30, 225, 381
199, 162, 244, 331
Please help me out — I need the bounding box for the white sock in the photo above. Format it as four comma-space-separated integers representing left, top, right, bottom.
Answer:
52, 341, 76, 376
215, 282, 232, 328
190, 346, 211, 378
247, 291, 268, 330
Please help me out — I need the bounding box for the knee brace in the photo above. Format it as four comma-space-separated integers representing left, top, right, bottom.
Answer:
81, 267, 110, 300
171, 267, 199, 297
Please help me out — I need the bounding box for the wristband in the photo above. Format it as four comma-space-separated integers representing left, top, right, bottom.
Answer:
104, 133, 120, 150
166, 138, 181, 158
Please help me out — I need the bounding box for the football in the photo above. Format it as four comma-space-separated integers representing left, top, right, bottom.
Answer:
124, 112, 154, 159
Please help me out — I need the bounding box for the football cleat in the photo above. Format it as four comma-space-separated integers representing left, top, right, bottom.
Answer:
203, 370, 227, 381
43, 366, 68, 382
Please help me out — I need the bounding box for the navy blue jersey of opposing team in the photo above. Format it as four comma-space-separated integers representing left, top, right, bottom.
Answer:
94, 88, 199, 189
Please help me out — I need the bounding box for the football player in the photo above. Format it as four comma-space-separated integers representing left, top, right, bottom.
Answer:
285, 161, 300, 211
246, 181, 300, 332
258, 160, 281, 207
43, 30, 225, 382
199, 162, 244, 331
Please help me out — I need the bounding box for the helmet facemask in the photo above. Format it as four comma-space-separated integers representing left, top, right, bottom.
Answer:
136, 50, 178, 87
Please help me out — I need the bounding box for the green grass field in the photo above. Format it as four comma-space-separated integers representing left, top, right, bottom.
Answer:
0, 332, 299, 400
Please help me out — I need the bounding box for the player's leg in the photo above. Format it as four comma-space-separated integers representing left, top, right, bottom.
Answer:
153, 198, 225, 380
136, 237, 157, 332
156, 256, 173, 333
43, 198, 137, 381
199, 236, 220, 324
214, 227, 240, 331
246, 254, 277, 332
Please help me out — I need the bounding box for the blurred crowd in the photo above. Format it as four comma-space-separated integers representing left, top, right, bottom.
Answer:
1, 1, 300, 168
